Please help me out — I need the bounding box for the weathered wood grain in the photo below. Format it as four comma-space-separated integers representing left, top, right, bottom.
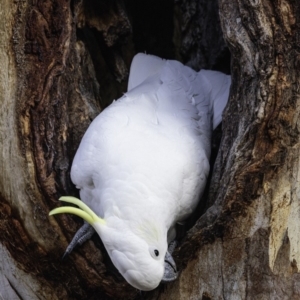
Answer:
1, 0, 299, 299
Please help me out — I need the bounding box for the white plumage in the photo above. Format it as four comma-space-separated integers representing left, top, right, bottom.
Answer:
51, 53, 231, 291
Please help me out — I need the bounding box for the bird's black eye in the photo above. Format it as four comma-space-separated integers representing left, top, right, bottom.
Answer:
149, 246, 160, 259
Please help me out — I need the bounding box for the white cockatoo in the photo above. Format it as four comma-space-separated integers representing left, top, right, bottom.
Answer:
49, 53, 231, 291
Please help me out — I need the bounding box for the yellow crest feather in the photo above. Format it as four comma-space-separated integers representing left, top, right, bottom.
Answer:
49, 196, 105, 225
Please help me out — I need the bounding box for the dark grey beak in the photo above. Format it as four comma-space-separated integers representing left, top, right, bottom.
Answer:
162, 250, 177, 282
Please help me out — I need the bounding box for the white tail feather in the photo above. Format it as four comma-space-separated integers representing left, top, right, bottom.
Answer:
128, 53, 231, 129
128, 53, 166, 91
198, 70, 231, 129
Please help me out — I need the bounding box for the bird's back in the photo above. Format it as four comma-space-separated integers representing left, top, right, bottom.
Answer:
71, 54, 230, 231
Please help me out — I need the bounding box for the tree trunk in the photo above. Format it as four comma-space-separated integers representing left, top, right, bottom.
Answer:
147, 0, 300, 299
0, 0, 299, 299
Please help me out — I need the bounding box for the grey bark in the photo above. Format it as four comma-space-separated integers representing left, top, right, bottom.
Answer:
1, 0, 299, 299
147, 0, 300, 299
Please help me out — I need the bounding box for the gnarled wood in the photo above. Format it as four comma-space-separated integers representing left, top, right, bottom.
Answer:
146, 0, 300, 299
1, 0, 136, 299
1, 0, 299, 299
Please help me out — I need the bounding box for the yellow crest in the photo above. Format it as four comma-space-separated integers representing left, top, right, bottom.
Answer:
49, 196, 105, 225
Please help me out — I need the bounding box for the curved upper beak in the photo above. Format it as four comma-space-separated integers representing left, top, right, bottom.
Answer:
162, 250, 177, 282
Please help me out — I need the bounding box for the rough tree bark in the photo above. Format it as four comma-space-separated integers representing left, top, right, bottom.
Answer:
147, 0, 300, 299
0, 0, 299, 300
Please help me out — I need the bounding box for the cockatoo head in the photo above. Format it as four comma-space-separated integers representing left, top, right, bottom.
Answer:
96, 216, 167, 290
49, 197, 176, 291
